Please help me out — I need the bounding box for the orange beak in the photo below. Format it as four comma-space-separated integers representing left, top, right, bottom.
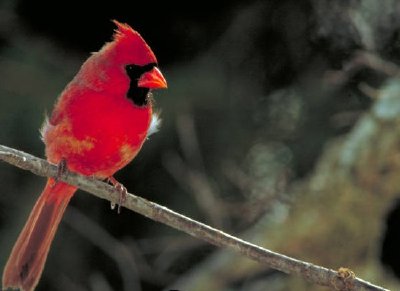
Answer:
138, 67, 167, 89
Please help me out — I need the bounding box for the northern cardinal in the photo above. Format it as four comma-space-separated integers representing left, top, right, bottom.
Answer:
2, 20, 167, 291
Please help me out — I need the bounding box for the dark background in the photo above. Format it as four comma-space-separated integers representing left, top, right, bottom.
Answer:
1, 0, 400, 290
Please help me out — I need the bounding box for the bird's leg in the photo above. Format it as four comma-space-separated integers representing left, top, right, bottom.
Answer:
107, 176, 127, 213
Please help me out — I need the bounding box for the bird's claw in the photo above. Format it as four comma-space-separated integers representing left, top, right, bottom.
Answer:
107, 176, 127, 213
52, 158, 67, 187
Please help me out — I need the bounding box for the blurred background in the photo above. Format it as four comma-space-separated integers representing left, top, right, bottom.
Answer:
1, 0, 400, 290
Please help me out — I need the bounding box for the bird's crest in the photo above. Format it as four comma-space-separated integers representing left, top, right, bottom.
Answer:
111, 20, 157, 65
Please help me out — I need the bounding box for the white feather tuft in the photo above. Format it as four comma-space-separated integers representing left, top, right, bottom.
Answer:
147, 112, 161, 137
39, 114, 50, 141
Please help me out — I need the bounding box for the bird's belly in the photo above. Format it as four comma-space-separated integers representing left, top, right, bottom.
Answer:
45, 125, 143, 178
43, 98, 151, 178
64, 137, 141, 178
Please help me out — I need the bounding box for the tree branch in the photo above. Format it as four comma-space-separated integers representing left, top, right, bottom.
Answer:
0, 144, 389, 291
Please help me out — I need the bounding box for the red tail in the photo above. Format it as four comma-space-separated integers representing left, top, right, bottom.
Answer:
2, 178, 76, 291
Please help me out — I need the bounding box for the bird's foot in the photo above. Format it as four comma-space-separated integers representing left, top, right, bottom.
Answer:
52, 158, 67, 187
107, 176, 127, 213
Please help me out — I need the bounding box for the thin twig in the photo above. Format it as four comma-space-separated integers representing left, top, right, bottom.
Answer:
0, 144, 390, 291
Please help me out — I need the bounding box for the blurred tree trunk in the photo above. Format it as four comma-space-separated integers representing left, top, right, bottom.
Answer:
166, 78, 400, 290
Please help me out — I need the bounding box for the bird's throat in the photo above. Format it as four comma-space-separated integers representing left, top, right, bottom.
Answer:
127, 85, 150, 107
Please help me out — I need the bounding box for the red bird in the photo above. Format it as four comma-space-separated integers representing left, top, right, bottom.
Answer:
2, 20, 167, 291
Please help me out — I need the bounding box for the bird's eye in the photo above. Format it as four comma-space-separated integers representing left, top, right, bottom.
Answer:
125, 63, 157, 80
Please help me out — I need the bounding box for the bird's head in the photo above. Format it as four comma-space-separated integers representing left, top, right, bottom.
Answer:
112, 20, 167, 90
86, 20, 167, 107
